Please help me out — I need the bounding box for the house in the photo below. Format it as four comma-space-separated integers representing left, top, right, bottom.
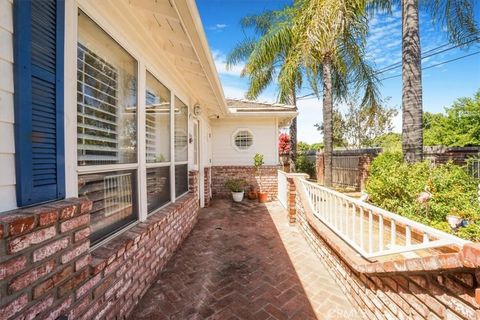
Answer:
0, 0, 296, 319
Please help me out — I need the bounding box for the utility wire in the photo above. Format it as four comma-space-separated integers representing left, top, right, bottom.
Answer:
297, 50, 480, 100
297, 42, 480, 100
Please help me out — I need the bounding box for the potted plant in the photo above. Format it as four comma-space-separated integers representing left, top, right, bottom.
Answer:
247, 185, 258, 200
225, 178, 247, 202
254, 153, 268, 203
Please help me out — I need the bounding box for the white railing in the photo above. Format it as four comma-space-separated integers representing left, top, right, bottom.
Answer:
300, 179, 469, 259
278, 170, 288, 208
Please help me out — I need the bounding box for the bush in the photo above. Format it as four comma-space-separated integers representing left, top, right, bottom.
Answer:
295, 152, 316, 178
225, 179, 247, 192
366, 151, 480, 240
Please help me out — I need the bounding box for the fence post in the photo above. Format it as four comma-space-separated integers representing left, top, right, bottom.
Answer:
358, 155, 372, 191
316, 152, 324, 185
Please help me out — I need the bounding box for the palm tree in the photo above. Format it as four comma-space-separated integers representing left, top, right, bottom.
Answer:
226, 9, 300, 172
372, 0, 479, 162
247, 0, 379, 186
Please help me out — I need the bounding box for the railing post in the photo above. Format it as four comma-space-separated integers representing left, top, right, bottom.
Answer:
287, 176, 296, 224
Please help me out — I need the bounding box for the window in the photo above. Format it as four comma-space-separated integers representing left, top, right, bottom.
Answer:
146, 72, 171, 213
146, 71, 170, 163
146, 167, 170, 213
13, 0, 65, 206
75, 11, 193, 244
77, 11, 138, 243
78, 170, 137, 244
233, 129, 254, 150
175, 97, 188, 197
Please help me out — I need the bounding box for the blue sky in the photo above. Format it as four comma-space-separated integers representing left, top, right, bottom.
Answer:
196, 0, 480, 144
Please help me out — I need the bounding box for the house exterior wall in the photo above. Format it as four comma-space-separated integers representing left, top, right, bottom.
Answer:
211, 117, 279, 166
0, 0, 16, 212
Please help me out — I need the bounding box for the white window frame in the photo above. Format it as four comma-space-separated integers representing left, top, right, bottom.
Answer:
64, 2, 192, 248
174, 96, 189, 199
232, 128, 254, 152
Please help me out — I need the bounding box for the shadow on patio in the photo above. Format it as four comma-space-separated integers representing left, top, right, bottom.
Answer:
129, 200, 360, 320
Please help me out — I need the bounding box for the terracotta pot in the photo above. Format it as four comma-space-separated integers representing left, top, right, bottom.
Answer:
247, 191, 258, 200
258, 192, 268, 203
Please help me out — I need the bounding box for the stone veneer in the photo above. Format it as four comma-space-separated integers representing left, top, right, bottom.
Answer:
288, 175, 480, 320
211, 165, 280, 201
0, 171, 200, 320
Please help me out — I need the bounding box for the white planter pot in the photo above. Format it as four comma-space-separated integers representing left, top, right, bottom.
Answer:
232, 191, 244, 202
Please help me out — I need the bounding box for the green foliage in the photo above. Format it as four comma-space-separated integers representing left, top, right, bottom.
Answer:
424, 90, 480, 146
371, 133, 401, 151
366, 152, 480, 240
315, 97, 397, 149
295, 153, 316, 178
297, 141, 323, 152
253, 153, 264, 170
225, 179, 248, 193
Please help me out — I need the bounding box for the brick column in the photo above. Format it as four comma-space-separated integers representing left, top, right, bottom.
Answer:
287, 177, 296, 224
204, 167, 211, 207
358, 155, 372, 191
316, 152, 324, 185
189, 170, 199, 198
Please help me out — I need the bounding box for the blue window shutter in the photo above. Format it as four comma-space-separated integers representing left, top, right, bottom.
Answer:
14, 0, 65, 207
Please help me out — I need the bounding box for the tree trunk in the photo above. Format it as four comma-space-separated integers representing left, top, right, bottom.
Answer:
289, 92, 297, 172
402, 0, 423, 163
323, 62, 333, 187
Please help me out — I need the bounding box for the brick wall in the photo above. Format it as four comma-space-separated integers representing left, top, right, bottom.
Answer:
291, 176, 480, 320
0, 171, 200, 320
211, 165, 280, 200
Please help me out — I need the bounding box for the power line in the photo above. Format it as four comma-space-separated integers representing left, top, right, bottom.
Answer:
297, 50, 480, 100
378, 50, 480, 82
297, 45, 480, 100
373, 33, 479, 75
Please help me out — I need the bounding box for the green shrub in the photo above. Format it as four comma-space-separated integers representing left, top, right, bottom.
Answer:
366, 151, 480, 240
295, 153, 316, 178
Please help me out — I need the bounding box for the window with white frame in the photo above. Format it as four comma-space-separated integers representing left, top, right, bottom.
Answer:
77, 11, 138, 244
76, 10, 192, 245
174, 97, 189, 197
233, 129, 254, 150
145, 72, 171, 213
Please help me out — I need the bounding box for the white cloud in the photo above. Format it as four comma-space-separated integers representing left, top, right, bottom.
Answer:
208, 23, 228, 31
211, 49, 244, 76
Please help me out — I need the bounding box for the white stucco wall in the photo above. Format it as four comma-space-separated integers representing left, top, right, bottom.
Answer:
211, 117, 279, 166
0, 0, 16, 212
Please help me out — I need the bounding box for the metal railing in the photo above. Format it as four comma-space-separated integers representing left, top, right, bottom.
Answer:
300, 179, 469, 258
278, 171, 288, 208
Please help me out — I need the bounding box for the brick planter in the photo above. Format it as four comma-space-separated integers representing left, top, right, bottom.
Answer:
290, 176, 480, 320
211, 165, 280, 201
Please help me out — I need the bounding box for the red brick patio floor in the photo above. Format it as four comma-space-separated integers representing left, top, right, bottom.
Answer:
129, 200, 361, 320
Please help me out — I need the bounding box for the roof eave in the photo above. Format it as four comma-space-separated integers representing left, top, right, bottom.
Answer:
173, 0, 227, 116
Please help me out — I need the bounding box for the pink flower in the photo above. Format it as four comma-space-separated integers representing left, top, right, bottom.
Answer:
417, 191, 432, 204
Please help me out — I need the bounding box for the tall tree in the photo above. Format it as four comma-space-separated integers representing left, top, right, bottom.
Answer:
371, 0, 479, 162
226, 9, 300, 172
266, 0, 379, 186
